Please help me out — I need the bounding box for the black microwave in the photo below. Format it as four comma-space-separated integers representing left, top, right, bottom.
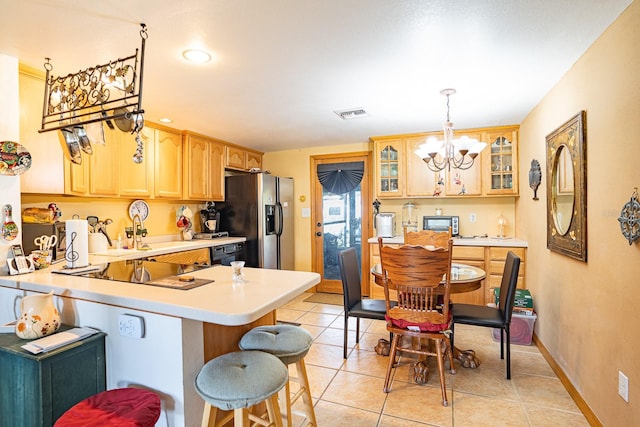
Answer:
423, 216, 459, 236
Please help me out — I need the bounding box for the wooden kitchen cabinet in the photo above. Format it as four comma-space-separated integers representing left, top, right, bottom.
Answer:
225, 145, 263, 171
154, 126, 183, 199
119, 126, 154, 198
183, 131, 225, 201
0, 328, 106, 427
484, 126, 519, 195
372, 137, 405, 198
18, 66, 65, 194
64, 127, 119, 197
372, 125, 519, 199
487, 246, 526, 303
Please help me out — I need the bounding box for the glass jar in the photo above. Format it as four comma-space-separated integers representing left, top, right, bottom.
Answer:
402, 202, 418, 232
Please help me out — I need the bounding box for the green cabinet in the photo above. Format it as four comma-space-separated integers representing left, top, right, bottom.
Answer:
0, 328, 106, 427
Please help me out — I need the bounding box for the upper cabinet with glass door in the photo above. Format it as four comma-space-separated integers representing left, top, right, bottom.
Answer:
484, 126, 519, 195
373, 137, 404, 198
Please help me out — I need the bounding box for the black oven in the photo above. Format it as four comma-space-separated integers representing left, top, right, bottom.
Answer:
211, 242, 246, 266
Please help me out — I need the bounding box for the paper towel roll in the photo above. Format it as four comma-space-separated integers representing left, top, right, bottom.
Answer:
65, 219, 89, 269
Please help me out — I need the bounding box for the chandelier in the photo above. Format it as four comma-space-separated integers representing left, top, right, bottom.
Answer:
414, 88, 486, 172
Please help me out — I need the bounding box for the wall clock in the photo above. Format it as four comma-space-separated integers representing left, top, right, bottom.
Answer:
128, 200, 150, 220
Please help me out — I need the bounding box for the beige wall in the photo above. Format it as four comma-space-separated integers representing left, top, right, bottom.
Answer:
517, 1, 639, 425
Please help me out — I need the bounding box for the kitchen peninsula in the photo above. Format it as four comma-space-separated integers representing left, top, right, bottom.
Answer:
0, 251, 320, 427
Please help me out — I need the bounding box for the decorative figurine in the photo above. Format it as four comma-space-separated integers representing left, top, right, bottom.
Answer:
618, 188, 640, 245
529, 159, 542, 200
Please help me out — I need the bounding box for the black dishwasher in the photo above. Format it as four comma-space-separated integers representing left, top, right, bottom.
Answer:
211, 242, 246, 265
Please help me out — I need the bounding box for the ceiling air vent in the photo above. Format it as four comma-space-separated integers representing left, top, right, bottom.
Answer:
334, 108, 369, 120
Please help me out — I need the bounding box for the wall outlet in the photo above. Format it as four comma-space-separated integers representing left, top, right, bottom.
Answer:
619, 371, 629, 402
469, 213, 477, 223
118, 314, 145, 339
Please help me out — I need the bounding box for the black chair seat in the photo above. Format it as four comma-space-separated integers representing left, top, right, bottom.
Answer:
349, 299, 396, 318
451, 304, 504, 327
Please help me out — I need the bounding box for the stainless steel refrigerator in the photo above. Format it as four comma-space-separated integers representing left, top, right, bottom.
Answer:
219, 173, 294, 269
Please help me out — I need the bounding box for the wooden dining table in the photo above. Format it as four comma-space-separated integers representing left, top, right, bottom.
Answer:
370, 262, 486, 369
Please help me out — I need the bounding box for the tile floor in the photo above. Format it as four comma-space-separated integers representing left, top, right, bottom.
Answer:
277, 292, 590, 427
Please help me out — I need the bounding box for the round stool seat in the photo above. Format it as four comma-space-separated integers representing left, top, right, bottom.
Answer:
54, 388, 161, 427
195, 350, 288, 411
239, 324, 313, 365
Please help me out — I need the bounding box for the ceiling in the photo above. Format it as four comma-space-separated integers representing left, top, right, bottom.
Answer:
0, 0, 632, 153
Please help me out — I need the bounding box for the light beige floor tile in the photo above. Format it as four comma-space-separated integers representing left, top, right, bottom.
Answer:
321, 370, 388, 412
310, 302, 344, 315
297, 311, 340, 327
525, 404, 590, 426
299, 324, 326, 340
511, 350, 555, 377
304, 363, 339, 398
342, 346, 392, 379
513, 374, 582, 412
450, 362, 518, 400
305, 342, 346, 370
452, 392, 528, 426
313, 400, 381, 426
378, 414, 433, 426
276, 308, 305, 323
383, 381, 453, 426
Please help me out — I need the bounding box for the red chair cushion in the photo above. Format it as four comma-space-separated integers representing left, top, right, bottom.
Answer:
386, 312, 451, 332
54, 388, 161, 427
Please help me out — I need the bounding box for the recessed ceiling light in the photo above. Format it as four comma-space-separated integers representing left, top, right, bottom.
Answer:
182, 49, 212, 64
159, 117, 173, 123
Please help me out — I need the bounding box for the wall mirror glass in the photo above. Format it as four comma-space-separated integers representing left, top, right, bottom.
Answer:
546, 111, 587, 261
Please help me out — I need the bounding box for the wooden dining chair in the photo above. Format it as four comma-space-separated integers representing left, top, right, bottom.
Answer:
338, 247, 394, 359
403, 227, 452, 247
451, 251, 521, 379
377, 237, 456, 406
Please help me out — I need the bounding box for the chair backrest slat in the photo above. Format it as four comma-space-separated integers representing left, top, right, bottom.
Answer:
404, 228, 451, 248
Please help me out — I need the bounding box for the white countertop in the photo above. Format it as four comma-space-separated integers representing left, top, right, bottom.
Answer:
1, 237, 320, 326
368, 235, 528, 247
89, 236, 246, 263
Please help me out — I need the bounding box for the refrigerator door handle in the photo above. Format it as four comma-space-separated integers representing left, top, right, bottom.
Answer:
275, 202, 284, 236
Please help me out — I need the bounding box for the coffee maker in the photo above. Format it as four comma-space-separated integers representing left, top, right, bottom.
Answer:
200, 201, 221, 233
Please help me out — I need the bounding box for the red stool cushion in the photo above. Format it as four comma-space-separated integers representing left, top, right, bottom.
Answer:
54, 388, 161, 427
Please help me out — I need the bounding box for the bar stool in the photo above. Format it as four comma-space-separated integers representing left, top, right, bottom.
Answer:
54, 387, 161, 427
240, 324, 317, 427
195, 350, 288, 427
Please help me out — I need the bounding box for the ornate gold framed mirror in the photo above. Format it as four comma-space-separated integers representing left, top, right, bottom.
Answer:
546, 111, 587, 261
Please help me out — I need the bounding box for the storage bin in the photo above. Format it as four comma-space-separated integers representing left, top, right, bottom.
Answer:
492, 312, 537, 346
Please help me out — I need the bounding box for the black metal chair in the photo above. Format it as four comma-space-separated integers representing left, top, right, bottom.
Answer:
338, 247, 393, 359
451, 251, 521, 379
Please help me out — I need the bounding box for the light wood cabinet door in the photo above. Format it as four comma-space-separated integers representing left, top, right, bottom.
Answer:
373, 138, 404, 198
246, 151, 262, 170
444, 131, 483, 196
154, 128, 183, 199
119, 127, 154, 197
183, 134, 210, 200
225, 145, 245, 170
208, 140, 225, 200
484, 126, 519, 195
89, 127, 120, 196
405, 136, 439, 197
19, 68, 65, 194
64, 157, 89, 195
